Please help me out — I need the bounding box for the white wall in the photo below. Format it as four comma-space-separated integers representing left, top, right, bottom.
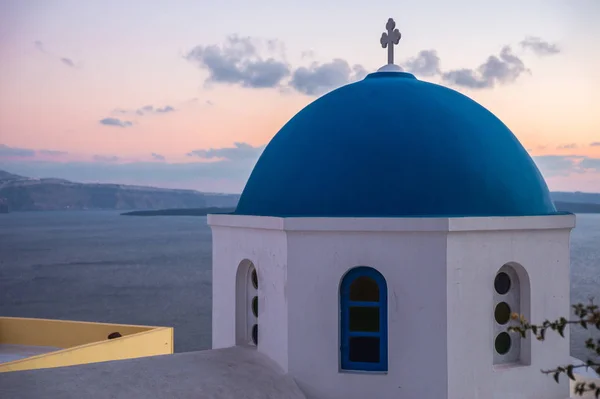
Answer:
446, 226, 573, 399
210, 223, 289, 371
209, 214, 575, 399
286, 230, 449, 399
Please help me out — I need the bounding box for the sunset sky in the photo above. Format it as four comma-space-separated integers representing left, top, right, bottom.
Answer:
0, 0, 599, 193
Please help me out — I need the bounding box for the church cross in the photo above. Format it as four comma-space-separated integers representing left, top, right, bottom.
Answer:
380, 18, 401, 65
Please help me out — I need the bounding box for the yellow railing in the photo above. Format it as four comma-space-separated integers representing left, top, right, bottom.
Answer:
0, 317, 173, 372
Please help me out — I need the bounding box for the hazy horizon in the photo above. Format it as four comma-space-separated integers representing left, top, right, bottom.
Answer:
4, 166, 600, 196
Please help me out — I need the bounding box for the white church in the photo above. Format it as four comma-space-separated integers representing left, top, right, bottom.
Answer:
209, 17, 578, 399
1, 18, 596, 399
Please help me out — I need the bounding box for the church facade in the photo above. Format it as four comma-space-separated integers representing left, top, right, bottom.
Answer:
210, 211, 575, 399
209, 17, 577, 399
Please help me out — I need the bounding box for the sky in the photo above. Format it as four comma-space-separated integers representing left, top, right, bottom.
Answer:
0, 0, 599, 193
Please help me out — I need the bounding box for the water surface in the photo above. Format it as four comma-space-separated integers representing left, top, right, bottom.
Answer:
0, 211, 598, 358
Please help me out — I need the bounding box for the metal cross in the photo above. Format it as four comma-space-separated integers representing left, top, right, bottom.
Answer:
380, 18, 401, 65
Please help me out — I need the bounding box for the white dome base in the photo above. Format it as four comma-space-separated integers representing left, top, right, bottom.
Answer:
376, 63, 403, 72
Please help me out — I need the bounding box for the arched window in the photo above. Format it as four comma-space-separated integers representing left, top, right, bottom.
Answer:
340, 266, 388, 372
235, 259, 258, 346
493, 262, 530, 365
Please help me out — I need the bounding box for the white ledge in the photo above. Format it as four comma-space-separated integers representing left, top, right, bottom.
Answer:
208, 214, 576, 232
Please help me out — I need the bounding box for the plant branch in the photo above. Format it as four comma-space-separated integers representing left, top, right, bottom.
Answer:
506, 299, 600, 398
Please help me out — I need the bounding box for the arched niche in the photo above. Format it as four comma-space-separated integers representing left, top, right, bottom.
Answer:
235, 259, 258, 346
493, 261, 531, 366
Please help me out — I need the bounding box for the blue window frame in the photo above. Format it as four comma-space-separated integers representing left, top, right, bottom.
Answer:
340, 266, 388, 372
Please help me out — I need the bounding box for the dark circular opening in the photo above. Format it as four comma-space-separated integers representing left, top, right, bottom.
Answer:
494, 302, 511, 325
494, 332, 511, 355
494, 272, 511, 295
251, 324, 258, 346
252, 296, 258, 317
251, 269, 258, 290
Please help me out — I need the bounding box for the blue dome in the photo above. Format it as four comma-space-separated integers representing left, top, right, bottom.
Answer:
235, 71, 557, 217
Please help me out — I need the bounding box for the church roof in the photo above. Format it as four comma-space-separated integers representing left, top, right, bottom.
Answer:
234, 19, 556, 218
235, 70, 556, 217
0, 346, 307, 399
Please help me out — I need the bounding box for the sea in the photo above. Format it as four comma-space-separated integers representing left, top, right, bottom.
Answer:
0, 211, 598, 359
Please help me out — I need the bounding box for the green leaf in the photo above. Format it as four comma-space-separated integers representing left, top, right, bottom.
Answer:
557, 323, 566, 337
567, 365, 575, 381
553, 372, 560, 383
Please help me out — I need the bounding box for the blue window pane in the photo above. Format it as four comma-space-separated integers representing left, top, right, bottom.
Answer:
350, 276, 379, 301
340, 266, 388, 372
349, 337, 380, 363
349, 306, 379, 332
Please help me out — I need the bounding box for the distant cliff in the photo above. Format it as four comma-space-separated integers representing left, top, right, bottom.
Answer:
551, 191, 600, 205
1, 169, 599, 213
551, 192, 600, 213
122, 207, 236, 216
0, 170, 239, 211
553, 201, 600, 214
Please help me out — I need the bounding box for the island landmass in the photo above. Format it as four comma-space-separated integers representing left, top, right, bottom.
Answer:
1, 169, 600, 215
121, 207, 236, 216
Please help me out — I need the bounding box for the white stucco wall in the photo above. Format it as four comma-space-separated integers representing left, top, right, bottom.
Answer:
286, 229, 448, 399
208, 214, 576, 399
210, 219, 289, 370
446, 223, 573, 399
